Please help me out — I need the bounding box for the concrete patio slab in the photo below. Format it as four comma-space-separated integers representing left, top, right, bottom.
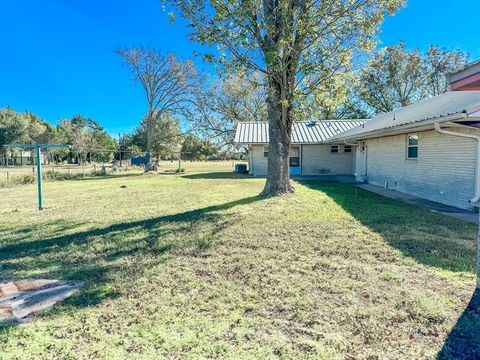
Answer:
357, 184, 478, 224
0, 279, 83, 326
292, 175, 357, 183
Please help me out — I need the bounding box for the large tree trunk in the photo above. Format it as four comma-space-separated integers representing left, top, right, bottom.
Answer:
146, 113, 153, 161
262, 78, 295, 196
477, 212, 480, 290
144, 111, 158, 171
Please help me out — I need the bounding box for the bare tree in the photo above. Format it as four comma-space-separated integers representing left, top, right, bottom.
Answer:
116, 47, 199, 167
192, 73, 267, 145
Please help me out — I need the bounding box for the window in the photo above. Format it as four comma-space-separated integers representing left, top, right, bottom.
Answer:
289, 146, 300, 167
330, 145, 339, 153
407, 134, 418, 159
344, 145, 352, 153
263, 145, 269, 158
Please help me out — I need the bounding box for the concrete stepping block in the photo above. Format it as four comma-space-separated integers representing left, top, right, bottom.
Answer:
0, 279, 83, 326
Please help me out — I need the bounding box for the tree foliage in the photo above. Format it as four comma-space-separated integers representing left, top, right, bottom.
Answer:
180, 134, 218, 161
0, 108, 29, 148
0, 108, 116, 164
128, 112, 182, 161
358, 42, 469, 113
424, 46, 469, 96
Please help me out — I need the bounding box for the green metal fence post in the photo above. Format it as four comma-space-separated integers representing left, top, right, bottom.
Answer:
7, 144, 69, 210
36, 146, 43, 210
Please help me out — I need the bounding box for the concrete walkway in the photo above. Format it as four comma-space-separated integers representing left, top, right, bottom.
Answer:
357, 184, 478, 224
291, 175, 357, 183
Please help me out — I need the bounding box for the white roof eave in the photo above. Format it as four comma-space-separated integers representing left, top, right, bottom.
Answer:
331, 112, 468, 142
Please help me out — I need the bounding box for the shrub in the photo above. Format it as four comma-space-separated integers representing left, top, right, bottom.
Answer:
0, 174, 35, 188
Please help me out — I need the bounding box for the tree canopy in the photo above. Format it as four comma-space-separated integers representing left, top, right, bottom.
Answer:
0, 108, 117, 165
166, 0, 404, 195
128, 112, 183, 161
181, 134, 218, 161
358, 42, 469, 113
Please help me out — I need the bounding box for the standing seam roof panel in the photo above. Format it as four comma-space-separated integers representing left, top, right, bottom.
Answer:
234, 120, 366, 144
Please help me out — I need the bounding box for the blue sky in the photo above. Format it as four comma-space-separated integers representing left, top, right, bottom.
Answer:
1, 0, 479, 136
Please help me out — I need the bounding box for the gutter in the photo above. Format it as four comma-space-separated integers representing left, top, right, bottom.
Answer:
434, 122, 480, 203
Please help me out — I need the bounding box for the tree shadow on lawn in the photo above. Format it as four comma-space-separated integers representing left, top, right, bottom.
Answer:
303, 181, 479, 358
72, 172, 146, 181
301, 181, 476, 274
182, 172, 250, 180
437, 289, 480, 359
0, 194, 263, 324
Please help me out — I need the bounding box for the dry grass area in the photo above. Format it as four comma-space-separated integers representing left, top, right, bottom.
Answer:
0, 172, 478, 359
0, 161, 246, 180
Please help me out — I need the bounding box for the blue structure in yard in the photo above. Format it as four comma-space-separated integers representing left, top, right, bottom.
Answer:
131, 154, 150, 166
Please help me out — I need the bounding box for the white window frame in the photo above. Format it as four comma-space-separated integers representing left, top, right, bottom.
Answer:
263, 145, 269, 158
406, 134, 419, 160
344, 145, 352, 153
330, 145, 339, 153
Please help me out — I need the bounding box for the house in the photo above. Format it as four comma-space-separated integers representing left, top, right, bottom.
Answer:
234, 120, 365, 176
449, 60, 480, 91
234, 61, 480, 211
332, 90, 480, 210
4, 151, 34, 166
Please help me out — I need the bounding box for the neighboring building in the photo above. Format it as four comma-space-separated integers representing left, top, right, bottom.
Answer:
449, 60, 480, 91
234, 120, 365, 176
5, 151, 34, 166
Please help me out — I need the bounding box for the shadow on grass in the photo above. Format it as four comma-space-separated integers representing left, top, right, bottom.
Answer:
182, 172, 250, 180
302, 181, 479, 359
72, 172, 145, 181
301, 181, 476, 273
0, 194, 263, 323
437, 289, 480, 359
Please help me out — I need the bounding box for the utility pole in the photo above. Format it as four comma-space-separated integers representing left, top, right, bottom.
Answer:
119, 133, 123, 167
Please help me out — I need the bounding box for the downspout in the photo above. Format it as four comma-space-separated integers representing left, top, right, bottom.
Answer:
434, 122, 480, 203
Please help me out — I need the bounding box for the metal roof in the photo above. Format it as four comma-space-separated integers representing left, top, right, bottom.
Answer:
331, 90, 480, 141
449, 59, 480, 82
234, 120, 365, 144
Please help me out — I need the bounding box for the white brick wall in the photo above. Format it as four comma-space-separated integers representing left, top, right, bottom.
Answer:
250, 145, 268, 176
362, 128, 478, 210
302, 145, 355, 175
248, 144, 355, 176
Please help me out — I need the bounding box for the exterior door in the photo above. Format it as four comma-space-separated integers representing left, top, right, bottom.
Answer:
289, 145, 301, 175
355, 143, 367, 180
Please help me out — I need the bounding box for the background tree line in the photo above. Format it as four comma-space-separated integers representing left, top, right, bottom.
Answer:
0, 110, 116, 165
0, 106, 222, 166
1, 41, 469, 167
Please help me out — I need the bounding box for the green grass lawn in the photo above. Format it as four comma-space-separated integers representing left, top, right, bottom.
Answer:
0, 172, 478, 359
